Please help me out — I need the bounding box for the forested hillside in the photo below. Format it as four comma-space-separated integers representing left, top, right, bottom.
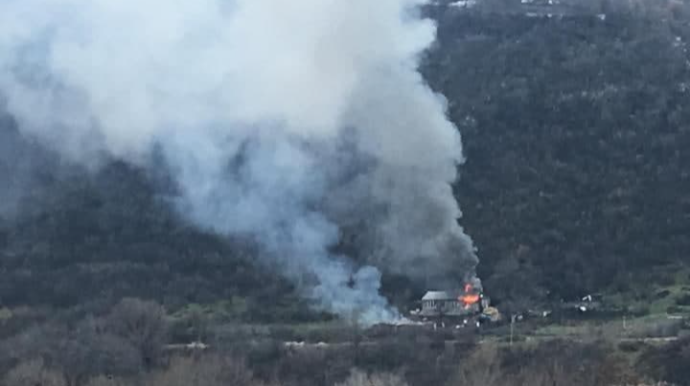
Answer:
425, 3, 690, 307
1, 1, 690, 319
0, 120, 314, 322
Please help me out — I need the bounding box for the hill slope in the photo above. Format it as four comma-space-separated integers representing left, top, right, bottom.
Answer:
425, 7, 690, 307
2, 5, 690, 317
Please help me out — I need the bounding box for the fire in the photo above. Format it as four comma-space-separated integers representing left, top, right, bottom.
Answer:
460, 283, 480, 309
462, 294, 480, 306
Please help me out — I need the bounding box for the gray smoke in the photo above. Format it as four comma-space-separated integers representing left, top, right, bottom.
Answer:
0, 0, 478, 324
0, 114, 58, 220
0, 120, 32, 219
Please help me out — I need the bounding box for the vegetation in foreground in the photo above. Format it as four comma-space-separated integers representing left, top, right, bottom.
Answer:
3, 297, 690, 386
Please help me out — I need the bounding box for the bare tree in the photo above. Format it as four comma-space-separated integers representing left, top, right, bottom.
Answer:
106, 298, 167, 368
4, 358, 66, 386
83, 375, 129, 386
146, 355, 262, 386
0, 319, 141, 386
336, 369, 408, 386
0, 323, 67, 375
57, 319, 142, 386
447, 346, 504, 386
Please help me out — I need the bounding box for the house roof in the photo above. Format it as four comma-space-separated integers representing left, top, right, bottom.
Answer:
422, 291, 456, 301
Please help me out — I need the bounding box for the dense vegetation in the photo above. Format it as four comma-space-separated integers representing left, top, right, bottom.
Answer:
426, 1, 690, 308
3, 299, 689, 386
0, 121, 316, 322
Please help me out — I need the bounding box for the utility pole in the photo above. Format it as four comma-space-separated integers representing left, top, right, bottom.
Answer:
623, 315, 627, 332
510, 314, 516, 346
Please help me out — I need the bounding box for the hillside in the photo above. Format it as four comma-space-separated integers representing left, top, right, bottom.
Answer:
2, 3, 690, 386
0, 120, 317, 323
1, 3, 690, 320
425, 6, 690, 309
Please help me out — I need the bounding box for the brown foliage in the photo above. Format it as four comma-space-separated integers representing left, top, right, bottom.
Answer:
4, 359, 66, 386
106, 298, 167, 368
448, 346, 503, 386
448, 341, 641, 386
146, 354, 273, 386
0, 319, 142, 386
335, 369, 408, 386
57, 318, 143, 386
83, 376, 128, 386
638, 336, 690, 385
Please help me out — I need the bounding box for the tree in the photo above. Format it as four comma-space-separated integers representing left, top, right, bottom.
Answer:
335, 370, 408, 386
56, 324, 142, 386
83, 376, 128, 386
4, 359, 66, 386
105, 298, 167, 368
146, 355, 263, 386
448, 346, 503, 386
638, 336, 690, 385
0, 317, 142, 386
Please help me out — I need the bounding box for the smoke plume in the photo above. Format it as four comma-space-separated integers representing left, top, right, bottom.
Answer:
0, 115, 59, 220
0, 0, 478, 323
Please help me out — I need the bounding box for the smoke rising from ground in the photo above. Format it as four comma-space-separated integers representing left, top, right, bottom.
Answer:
0, 0, 478, 323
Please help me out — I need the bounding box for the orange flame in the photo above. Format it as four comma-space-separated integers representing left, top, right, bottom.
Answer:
460, 283, 480, 309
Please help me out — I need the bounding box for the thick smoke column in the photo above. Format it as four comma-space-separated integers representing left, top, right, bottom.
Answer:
0, 0, 478, 323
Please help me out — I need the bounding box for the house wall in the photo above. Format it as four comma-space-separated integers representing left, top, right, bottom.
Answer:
421, 299, 477, 316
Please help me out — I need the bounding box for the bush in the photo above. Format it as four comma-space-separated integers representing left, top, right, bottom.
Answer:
146, 354, 270, 386
4, 359, 65, 386
631, 320, 683, 339
498, 340, 640, 386
105, 298, 167, 368
666, 305, 684, 314
336, 370, 408, 386
448, 345, 503, 386
675, 294, 690, 306
618, 340, 645, 353
83, 376, 129, 386
638, 336, 690, 385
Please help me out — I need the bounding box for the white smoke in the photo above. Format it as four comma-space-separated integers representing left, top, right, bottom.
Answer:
0, 0, 478, 324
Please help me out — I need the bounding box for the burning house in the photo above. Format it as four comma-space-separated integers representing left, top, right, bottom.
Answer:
416, 284, 486, 318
